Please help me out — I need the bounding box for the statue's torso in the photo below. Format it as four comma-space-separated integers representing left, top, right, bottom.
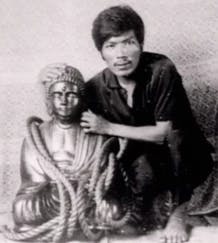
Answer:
37, 119, 104, 175
40, 120, 79, 167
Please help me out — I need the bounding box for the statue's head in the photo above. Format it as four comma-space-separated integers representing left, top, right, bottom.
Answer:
39, 63, 85, 124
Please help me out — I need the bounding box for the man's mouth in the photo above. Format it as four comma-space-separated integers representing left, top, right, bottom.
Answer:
114, 62, 132, 70
114, 61, 132, 67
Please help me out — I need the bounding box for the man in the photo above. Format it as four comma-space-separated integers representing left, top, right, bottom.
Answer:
80, 5, 214, 243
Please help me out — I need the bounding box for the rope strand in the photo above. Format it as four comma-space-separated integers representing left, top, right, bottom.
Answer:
1, 117, 132, 242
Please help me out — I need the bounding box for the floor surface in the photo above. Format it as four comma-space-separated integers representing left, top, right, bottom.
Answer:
0, 212, 218, 243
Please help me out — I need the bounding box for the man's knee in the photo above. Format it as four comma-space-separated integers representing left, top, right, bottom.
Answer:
131, 154, 155, 194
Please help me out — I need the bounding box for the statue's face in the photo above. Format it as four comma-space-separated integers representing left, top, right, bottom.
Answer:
49, 81, 81, 122
101, 30, 142, 77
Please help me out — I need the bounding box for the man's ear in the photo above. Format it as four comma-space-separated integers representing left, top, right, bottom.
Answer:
100, 51, 105, 61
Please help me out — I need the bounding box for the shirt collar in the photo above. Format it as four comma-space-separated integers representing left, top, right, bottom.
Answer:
104, 68, 122, 89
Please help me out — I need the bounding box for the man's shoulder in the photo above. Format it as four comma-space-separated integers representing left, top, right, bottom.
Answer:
142, 52, 176, 70
142, 52, 181, 90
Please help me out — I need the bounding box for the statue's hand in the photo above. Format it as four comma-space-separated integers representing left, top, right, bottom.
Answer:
81, 110, 111, 135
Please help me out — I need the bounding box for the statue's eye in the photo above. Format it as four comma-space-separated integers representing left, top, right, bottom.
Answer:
52, 92, 62, 98
67, 92, 78, 98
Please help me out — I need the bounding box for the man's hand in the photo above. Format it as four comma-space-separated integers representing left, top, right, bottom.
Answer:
81, 111, 172, 143
95, 199, 122, 223
80, 110, 111, 135
38, 63, 68, 83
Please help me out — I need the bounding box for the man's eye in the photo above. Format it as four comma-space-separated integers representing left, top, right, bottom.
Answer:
106, 44, 115, 48
125, 39, 135, 45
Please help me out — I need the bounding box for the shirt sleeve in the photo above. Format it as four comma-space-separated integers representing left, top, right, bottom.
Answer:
151, 60, 187, 125
85, 79, 103, 114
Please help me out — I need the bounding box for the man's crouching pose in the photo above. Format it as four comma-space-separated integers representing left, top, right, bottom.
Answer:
2, 64, 135, 242
79, 5, 214, 243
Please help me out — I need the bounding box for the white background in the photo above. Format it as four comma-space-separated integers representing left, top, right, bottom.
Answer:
0, 0, 218, 212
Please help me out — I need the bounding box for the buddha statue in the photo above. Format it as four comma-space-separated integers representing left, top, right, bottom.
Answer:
1, 64, 132, 242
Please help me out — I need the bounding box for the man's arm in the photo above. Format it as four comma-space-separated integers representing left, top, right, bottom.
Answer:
81, 111, 172, 144
81, 60, 183, 144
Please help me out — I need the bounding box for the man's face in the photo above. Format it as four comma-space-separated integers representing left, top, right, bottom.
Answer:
49, 81, 81, 122
101, 30, 142, 77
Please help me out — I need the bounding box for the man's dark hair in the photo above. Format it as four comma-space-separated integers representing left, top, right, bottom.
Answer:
92, 5, 145, 51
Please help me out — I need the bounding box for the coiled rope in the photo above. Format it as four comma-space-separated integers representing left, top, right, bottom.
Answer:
1, 117, 132, 242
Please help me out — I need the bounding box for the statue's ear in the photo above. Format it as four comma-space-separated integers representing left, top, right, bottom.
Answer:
46, 98, 54, 117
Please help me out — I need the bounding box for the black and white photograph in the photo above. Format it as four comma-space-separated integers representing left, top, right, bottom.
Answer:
0, 0, 218, 242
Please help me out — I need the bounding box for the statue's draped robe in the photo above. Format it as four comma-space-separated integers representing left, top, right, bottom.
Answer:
13, 120, 104, 230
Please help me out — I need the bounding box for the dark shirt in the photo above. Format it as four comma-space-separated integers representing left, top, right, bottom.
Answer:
85, 52, 213, 189
86, 53, 192, 128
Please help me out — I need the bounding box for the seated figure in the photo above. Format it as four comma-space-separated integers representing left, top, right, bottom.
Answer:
3, 64, 132, 242
13, 64, 103, 228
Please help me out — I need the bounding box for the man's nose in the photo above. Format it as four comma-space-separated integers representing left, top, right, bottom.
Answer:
116, 44, 127, 58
